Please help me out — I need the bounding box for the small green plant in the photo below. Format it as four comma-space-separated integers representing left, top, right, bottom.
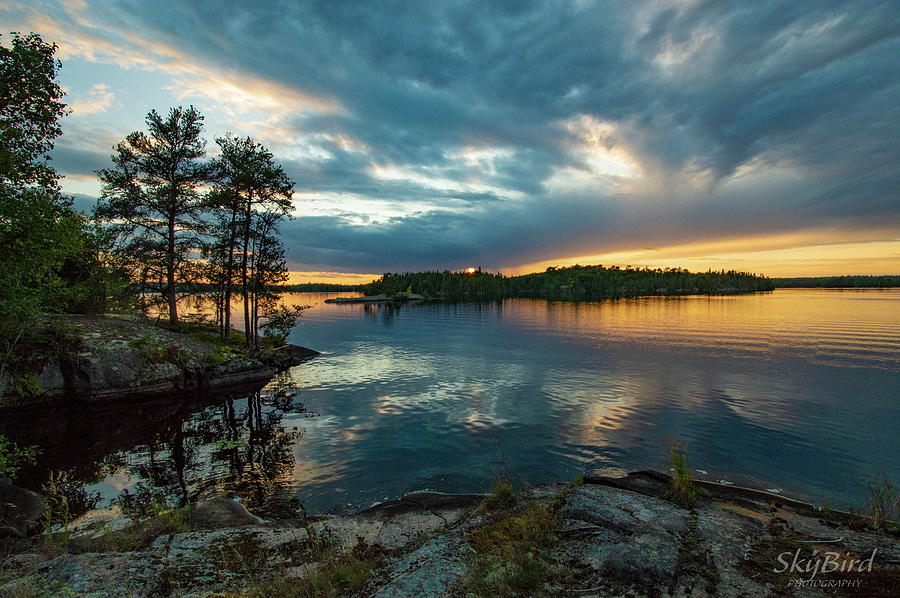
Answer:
463, 504, 558, 596
247, 530, 386, 598
129, 333, 191, 367
114, 485, 173, 520
14, 372, 41, 398
0, 575, 76, 597
205, 344, 236, 367
0, 434, 39, 479
548, 475, 585, 513
260, 304, 310, 346
481, 435, 517, 511
483, 480, 517, 511
865, 473, 898, 531
41, 471, 73, 555
664, 437, 698, 509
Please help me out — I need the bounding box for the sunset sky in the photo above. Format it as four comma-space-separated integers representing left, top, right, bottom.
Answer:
5, 0, 899, 282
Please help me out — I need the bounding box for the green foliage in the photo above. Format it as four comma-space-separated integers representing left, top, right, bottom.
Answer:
483, 481, 517, 511
362, 264, 775, 302
664, 437, 698, 509
247, 531, 386, 598
0, 33, 129, 378
206, 344, 237, 367
206, 134, 295, 349
260, 304, 309, 346
773, 275, 900, 288
0, 576, 76, 597
464, 504, 557, 596
0, 32, 66, 189
548, 476, 586, 513
40, 470, 75, 555
89, 505, 193, 553
0, 433, 39, 479
95, 105, 211, 324
14, 372, 41, 398
114, 484, 173, 521
128, 333, 191, 367
0, 33, 74, 370
468, 505, 556, 556
864, 473, 898, 531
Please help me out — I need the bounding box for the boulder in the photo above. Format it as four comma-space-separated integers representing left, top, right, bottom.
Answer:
188, 498, 262, 530
0, 478, 47, 538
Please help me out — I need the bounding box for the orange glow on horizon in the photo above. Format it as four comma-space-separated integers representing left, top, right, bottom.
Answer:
286, 232, 899, 284
286, 271, 380, 286
502, 233, 900, 278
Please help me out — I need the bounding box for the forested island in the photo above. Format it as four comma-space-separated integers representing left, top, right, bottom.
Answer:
772, 275, 900, 288
360, 265, 775, 302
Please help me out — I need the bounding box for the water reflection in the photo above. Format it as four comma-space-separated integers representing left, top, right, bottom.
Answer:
2, 289, 898, 516
4, 373, 315, 520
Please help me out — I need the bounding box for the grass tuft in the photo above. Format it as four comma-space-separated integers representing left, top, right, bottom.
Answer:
462, 503, 558, 597
865, 473, 899, 532
482, 481, 517, 511
245, 530, 385, 598
664, 437, 698, 510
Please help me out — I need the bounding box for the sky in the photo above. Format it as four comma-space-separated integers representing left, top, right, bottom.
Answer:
5, 0, 900, 281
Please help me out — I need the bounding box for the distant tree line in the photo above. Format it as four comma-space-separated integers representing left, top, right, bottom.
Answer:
772, 275, 900, 288
361, 265, 775, 301
279, 283, 364, 292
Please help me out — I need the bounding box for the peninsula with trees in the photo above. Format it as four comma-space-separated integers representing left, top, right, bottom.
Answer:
0, 33, 314, 408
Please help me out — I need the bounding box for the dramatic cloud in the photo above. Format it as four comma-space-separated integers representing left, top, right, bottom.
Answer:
6, 0, 900, 275
68, 82, 114, 114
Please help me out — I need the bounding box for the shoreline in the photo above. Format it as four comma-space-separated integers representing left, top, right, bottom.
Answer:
2, 470, 897, 596
0, 314, 320, 411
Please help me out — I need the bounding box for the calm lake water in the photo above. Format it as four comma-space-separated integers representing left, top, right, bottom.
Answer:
4, 289, 899, 516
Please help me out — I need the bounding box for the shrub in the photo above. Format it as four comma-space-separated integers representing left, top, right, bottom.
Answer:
0, 434, 39, 479
865, 473, 898, 531
206, 345, 236, 367
260, 304, 309, 346
483, 480, 517, 511
15, 373, 42, 398
664, 437, 698, 509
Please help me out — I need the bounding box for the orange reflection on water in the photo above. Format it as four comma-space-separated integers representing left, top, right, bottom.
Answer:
491, 289, 900, 370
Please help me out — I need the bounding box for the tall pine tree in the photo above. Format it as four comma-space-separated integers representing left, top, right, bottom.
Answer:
95, 106, 211, 323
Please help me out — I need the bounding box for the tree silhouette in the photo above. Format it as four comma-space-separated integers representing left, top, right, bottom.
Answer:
208, 134, 293, 346
95, 106, 211, 323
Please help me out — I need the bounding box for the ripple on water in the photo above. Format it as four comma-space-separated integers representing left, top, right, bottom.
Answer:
2, 289, 897, 515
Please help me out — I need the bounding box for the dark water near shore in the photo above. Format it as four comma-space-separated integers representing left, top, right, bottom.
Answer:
4, 289, 899, 516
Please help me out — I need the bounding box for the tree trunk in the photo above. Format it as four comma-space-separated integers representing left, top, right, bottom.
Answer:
248, 238, 257, 349
166, 212, 178, 323
223, 206, 238, 338
240, 191, 253, 347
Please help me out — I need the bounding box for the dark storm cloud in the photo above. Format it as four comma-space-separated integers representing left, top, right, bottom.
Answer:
44, 0, 900, 270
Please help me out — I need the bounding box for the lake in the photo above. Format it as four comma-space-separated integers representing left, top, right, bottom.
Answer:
4, 288, 899, 516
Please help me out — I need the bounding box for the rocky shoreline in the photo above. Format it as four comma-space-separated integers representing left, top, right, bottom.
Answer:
1, 471, 897, 597
324, 292, 424, 304
0, 315, 319, 410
